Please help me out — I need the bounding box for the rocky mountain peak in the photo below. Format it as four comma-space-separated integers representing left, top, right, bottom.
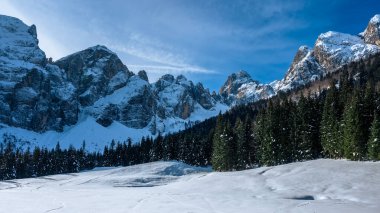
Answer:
274, 45, 324, 91
54, 45, 131, 106
313, 31, 380, 72
176, 74, 189, 83
27, 24, 37, 39
235, 70, 251, 78
159, 74, 175, 83
220, 70, 274, 105
220, 70, 256, 95
0, 15, 46, 65
274, 16, 380, 93
292, 46, 310, 65
0, 15, 78, 132
176, 74, 188, 81
138, 70, 149, 82
363, 14, 380, 45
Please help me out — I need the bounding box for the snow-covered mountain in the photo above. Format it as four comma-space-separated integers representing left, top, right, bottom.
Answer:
0, 14, 228, 150
273, 15, 380, 91
1, 14, 380, 150
228, 14, 380, 95
0, 15, 78, 132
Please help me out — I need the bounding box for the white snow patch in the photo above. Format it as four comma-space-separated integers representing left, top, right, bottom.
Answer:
0, 116, 151, 152
370, 14, 380, 24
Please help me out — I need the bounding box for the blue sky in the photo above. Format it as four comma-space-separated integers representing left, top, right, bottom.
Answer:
0, 0, 379, 91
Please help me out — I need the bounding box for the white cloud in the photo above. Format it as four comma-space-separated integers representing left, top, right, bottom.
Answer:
0, 0, 215, 77
105, 33, 216, 78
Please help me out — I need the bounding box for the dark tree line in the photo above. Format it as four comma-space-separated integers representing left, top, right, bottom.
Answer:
0, 139, 96, 180
211, 72, 380, 170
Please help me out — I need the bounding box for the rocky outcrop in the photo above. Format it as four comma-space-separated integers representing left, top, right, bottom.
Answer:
120, 82, 156, 128
313, 31, 379, 72
54, 45, 132, 106
153, 74, 217, 120
0, 15, 46, 66
138, 70, 149, 82
363, 15, 380, 45
0, 15, 77, 132
220, 70, 275, 105
274, 46, 324, 91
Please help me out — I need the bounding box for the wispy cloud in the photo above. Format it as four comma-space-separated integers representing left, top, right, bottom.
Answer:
104, 32, 216, 79
1, 0, 376, 91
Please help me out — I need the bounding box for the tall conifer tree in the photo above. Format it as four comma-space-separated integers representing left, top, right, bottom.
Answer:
368, 113, 380, 160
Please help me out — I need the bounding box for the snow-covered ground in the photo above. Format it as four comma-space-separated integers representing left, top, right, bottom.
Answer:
0, 159, 379, 213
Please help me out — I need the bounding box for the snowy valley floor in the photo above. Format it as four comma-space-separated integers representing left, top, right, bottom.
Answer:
0, 159, 379, 213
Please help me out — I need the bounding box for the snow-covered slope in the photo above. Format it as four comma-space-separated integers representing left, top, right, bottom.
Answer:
0, 159, 379, 213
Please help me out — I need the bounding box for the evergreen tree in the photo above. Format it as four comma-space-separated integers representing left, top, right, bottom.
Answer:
342, 89, 366, 160
368, 113, 380, 160
254, 108, 272, 166
235, 119, 249, 170
153, 134, 164, 161
278, 99, 294, 164
363, 81, 375, 144
212, 115, 236, 171
320, 81, 343, 158
1, 142, 16, 179
67, 145, 79, 172
294, 94, 321, 161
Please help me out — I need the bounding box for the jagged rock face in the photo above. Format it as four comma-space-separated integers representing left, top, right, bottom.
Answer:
364, 15, 380, 45
10, 65, 78, 132
89, 75, 156, 129
220, 70, 274, 105
55, 45, 132, 106
154, 74, 214, 119
193, 83, 214, 110
90, 73, 218, 131
121, 84, 156, 128
313, 31, 380, 72
0, 15, 77, 132
275, 46, 324, 91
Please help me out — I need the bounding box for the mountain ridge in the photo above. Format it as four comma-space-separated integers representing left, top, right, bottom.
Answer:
0, 14, 379, 150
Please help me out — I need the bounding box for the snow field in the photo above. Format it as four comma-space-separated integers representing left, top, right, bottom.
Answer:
0, 159, 379, 213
